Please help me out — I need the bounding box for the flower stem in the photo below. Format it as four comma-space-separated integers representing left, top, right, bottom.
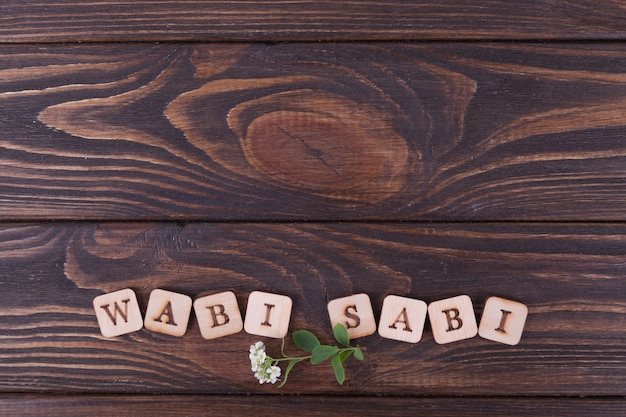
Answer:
272, 355, 311, 363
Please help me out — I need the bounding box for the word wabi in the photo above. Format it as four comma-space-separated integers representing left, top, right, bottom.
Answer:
93, 290, 528, 385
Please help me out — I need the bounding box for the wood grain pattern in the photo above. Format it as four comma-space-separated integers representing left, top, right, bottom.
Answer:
1, 222, 625, 395
2, 43, 626, 221
2, 395, 625, 417
2, 1, 626, 42
3, 4, 626, 413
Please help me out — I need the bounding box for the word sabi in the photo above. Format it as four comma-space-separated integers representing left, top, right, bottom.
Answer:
93, 290, 528, 346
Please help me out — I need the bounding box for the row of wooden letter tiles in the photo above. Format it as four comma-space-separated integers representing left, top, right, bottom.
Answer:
94, 289, 528, 346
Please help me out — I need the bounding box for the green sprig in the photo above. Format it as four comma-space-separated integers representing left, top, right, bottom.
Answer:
277, 323, 364, 387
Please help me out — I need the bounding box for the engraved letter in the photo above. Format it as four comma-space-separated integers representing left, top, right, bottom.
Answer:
389, 307, 413, 332
207, 304, 230, 328
442, 308, 463, 332
261, 303, 275, 327
100, 299, 130, 326
154, 301, 178, 326
495, 309, 512, 333
344, 304, 361, 329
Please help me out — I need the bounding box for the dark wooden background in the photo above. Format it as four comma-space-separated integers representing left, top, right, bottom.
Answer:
1, 1, 626, 415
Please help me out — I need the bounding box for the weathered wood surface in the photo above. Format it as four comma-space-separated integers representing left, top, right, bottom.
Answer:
2, 1, 626, 42
3, 2, 626, 413
2, 43, 626, 221
1, 222, 625, 395
2, 395, 625, 417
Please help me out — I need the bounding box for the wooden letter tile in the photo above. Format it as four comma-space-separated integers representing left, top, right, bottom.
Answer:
327, 293, 376, 339
93, 288, 143, 337
378, 295, 427, 343
144, 289, 192, 337
478, 296, 528, 345
244, 291, 292, 338
194, 291, 243, 340
428, 295, 477, 344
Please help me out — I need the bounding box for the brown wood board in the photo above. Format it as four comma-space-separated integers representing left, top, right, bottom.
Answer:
1, 395, 625, 417
2, 43, 626, 221
3, 1, 626, 413
1, 222, 625, 395
2, 1, 626, 42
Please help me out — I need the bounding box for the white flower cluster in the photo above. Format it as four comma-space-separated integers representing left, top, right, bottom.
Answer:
249, 341, 281, 384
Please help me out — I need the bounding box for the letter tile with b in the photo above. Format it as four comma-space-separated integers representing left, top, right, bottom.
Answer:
194, 291, 243, 340
428, 295, 478, 344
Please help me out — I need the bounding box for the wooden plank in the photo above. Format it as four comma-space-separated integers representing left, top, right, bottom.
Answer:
1, 222, 625, 395
2, 43, 626, 221
1, 394, 625, 417
2, 1, 626, 42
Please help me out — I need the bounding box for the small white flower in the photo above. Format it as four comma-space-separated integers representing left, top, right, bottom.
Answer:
267, 365, 281, 384
249, 341, 282, 385
249, 342, 267, 366
250, 341, 264, 353
254, 370, 270, 384
254, 371, 264, 384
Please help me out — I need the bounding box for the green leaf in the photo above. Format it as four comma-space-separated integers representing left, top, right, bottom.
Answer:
331, 354, 345, 385
311, 345, 339, 364
339, 350, 353, 362
292, 330, 321, 353
277, 359, 299, 388
333, 323, 350, 347
353, 347, 364, 361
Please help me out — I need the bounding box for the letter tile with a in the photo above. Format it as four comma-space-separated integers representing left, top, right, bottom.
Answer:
378, 295, 427, 343
144, 289, 192, 337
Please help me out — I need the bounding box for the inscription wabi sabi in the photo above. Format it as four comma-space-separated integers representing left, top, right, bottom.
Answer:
93, 288, 528, 346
